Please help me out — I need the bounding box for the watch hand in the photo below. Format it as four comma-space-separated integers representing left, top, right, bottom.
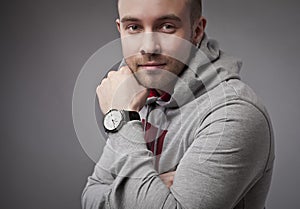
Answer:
109, 112, 116, 127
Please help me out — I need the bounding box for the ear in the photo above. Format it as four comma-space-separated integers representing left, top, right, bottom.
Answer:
192, 16, 207, 45
116, 19, 121, 33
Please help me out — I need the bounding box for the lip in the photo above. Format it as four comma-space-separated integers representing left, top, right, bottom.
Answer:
138, 62, 166, 70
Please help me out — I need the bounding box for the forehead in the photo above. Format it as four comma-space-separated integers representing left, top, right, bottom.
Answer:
118, 0, 190, 20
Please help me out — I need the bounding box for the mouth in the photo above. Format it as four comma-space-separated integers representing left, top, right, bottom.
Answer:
137, 62, 167, 70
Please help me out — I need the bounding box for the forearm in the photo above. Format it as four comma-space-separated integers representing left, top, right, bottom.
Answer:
81, 144, 117, 209
93, 121, 182, 209
82, 179, 111, 209
83, 102, 272, 209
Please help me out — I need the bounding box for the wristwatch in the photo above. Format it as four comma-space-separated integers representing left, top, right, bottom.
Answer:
103, 109, 140, 133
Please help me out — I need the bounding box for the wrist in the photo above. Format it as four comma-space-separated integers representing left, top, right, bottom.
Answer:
103, 109, 140, 133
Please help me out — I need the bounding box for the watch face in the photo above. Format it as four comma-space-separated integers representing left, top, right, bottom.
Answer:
104, 110, 123, 131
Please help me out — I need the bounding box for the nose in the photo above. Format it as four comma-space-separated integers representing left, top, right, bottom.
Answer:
140, 32, 161, 55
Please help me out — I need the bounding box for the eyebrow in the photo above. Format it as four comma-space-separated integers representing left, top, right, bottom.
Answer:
157, 14, 182, 22
120, 16, 139, 23
120, 14, 182, 23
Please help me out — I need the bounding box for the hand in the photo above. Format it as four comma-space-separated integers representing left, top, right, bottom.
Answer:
159, 171, 176, 188
96, 66, 149, 114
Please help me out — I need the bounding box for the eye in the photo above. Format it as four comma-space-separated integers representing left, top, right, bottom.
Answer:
160, 23, 176, 33
126, 24, 142, 34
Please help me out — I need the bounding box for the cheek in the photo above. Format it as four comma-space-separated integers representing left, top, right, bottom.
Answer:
160, 35, 192, 64
121, 32, 193, 65
121, 34, 144, 59
124, 57, 137, 72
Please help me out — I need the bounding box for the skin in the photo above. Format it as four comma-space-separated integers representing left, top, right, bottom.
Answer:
96, 0, 206, 187
159, 171, 176, 188
117, 0, 206, 90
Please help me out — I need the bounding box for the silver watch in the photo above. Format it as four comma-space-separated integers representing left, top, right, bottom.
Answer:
103, 109, 140, 133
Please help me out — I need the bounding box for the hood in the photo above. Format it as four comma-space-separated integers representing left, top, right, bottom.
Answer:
153, 34, 242, 108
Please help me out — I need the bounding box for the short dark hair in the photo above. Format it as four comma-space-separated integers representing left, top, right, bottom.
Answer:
189, 0, 202, 22
117, 0, 202, 23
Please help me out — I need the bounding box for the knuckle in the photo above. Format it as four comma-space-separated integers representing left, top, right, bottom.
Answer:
119, 66, 126, 72
120, 66, 131, 73
96, 85, 102, 93
107, 70, 118, 77
97, 78, 108, 92
100, 78, 108, 85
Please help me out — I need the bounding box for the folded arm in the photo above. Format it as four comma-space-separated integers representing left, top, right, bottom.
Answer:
82, 100, 272, 209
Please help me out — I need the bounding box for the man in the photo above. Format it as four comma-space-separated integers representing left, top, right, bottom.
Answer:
82, 0, 274, 208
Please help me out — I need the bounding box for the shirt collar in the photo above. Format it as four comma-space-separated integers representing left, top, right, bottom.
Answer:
148, 89, 171, 102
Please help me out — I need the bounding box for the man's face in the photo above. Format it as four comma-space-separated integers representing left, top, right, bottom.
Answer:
117, 0, 203, 90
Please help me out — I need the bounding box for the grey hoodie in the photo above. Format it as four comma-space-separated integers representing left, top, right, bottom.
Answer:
82, 35, 274, 209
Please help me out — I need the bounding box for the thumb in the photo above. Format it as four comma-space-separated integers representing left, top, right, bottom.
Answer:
129, 88, 149, 112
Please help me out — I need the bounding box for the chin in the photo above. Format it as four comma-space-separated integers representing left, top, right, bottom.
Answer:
136, 73, 177, 92
136, 76, 162, 89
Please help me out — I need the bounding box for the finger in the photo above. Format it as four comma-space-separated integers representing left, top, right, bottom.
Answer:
134, 88, 149, 102
107, 70, 116, 78
128, 88, 149, 111
119, 66, 132, 74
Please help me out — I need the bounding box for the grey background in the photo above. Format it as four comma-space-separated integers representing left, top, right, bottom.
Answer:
1, 0, 299, 208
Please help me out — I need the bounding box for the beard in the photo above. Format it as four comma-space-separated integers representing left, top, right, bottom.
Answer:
125, 54, 187, 93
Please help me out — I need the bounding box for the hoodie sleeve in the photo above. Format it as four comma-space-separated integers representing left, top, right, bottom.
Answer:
81, 143, 116, 209
82, 100, 272, 209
